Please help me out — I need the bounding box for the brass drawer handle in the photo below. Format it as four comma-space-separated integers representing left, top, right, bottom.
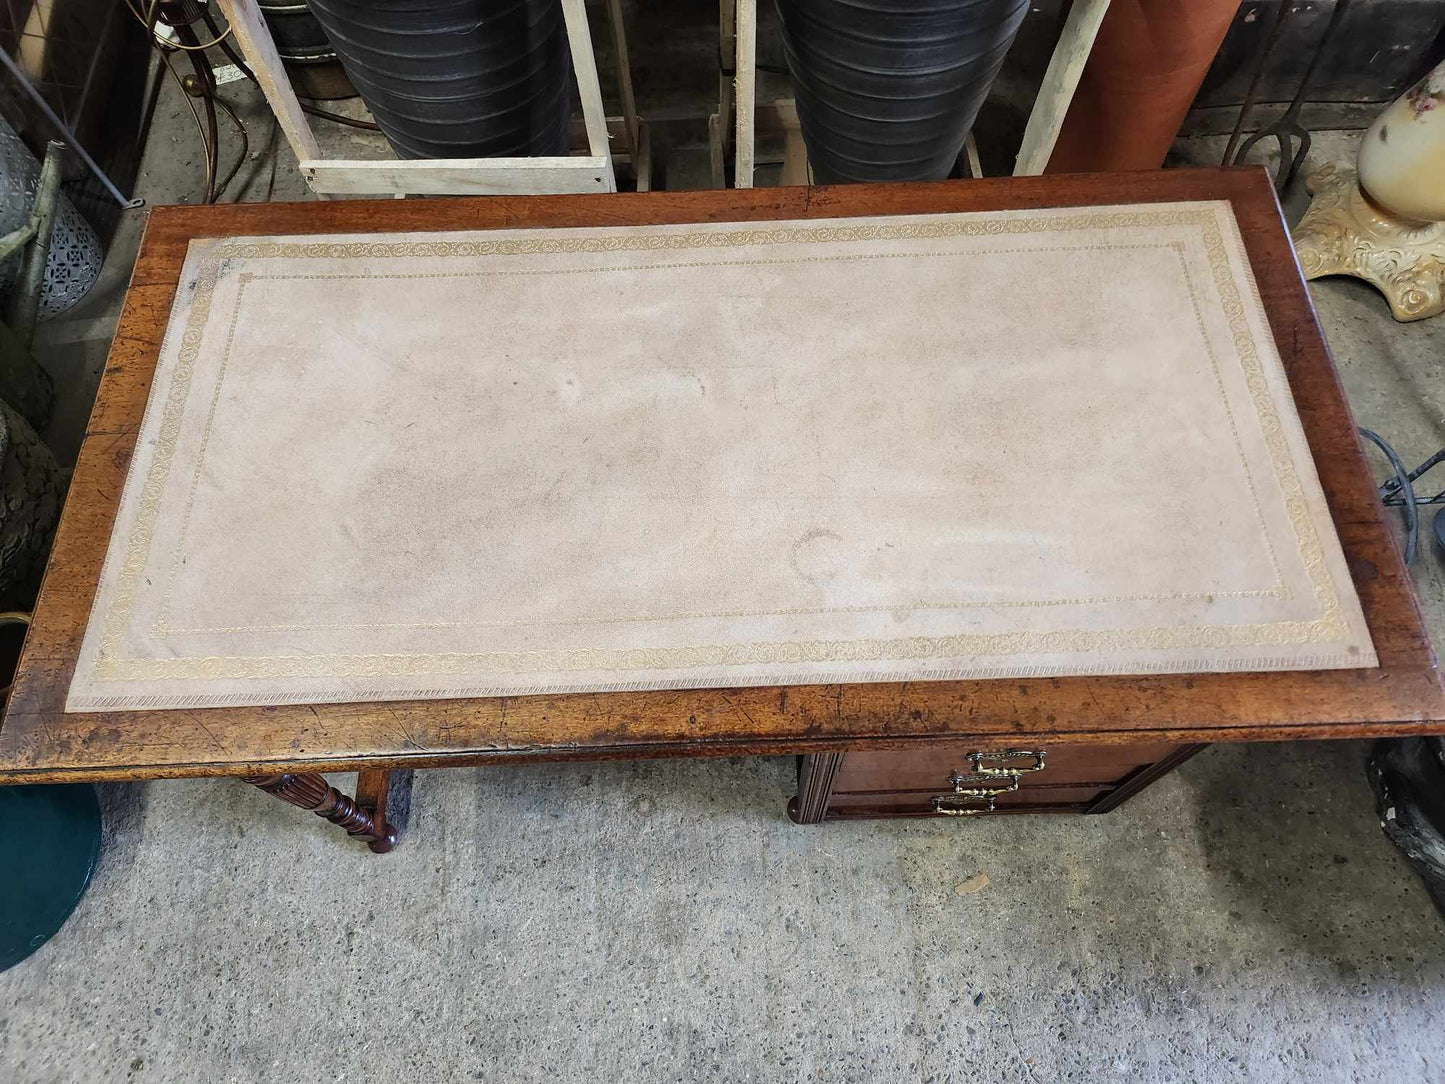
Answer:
932, 750, 1046, 817
932, 793, 995, 816
932, 772, 1021, 817
946, 773, 1019, 795
966, 749, 1046, 777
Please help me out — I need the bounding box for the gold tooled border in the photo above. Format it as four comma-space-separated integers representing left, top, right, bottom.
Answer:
89, 204, 1350, 685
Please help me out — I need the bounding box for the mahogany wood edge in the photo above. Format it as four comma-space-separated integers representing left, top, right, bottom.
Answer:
1, 721, 1436, 784
1083, 744, 1210, 814
15, 223, 165, 655
121, 170, 1276, 293
4, 261, 174, 723
1244, 176, 1441, 685
137, 167, 1265, 231
123, 172, 1274, 291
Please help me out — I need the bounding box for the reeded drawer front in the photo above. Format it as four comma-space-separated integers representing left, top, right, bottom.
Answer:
793, 741, 1204, 823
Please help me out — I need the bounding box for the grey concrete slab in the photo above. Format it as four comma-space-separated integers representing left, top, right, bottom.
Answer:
4, 95, 1444, 1081
2, 743, 1441, 1083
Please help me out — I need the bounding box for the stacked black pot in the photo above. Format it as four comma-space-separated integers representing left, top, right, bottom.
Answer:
305, 0, 572, 160
776, 0, 1029, 183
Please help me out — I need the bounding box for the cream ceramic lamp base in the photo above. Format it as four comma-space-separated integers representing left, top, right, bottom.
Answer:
1293, 162, 1445, 322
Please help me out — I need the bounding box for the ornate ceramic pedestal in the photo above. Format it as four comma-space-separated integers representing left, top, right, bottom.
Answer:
1293, 60, 1445, 322
1294, 162, 1445, 322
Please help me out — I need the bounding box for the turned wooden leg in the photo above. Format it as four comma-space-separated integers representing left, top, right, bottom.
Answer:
243, 771, 399, 853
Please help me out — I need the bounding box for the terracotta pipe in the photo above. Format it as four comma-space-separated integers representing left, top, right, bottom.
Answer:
1045, 0, 1240, 173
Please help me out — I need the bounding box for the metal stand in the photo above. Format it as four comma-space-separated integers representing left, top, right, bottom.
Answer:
1360, 428, 1445, 564
1223, 0, 1352, 194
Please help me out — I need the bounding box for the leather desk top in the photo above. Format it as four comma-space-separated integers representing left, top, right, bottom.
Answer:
3, 169, 1441, 782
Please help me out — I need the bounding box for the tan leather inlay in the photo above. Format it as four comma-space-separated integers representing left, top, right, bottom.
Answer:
66, 201, 1375, 710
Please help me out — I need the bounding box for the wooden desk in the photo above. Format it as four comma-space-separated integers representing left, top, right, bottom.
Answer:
2, 169, 1441, 851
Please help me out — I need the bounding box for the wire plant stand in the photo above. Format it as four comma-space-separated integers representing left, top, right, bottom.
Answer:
1360, 429, 1445, 565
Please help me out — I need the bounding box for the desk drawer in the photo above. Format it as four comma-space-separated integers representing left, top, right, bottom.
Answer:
831, 741, 1180, 795
828, 785, 1110, 818
793, 742, 1204, 823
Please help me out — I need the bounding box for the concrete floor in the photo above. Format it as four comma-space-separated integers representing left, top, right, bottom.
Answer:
2, 80, 1444, 1082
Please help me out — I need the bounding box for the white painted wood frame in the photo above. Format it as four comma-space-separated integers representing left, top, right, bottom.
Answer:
214, 0, 621, 197
1013, 0, 1113, 176
733, 0, 757, 188
727, 0, 1114, 186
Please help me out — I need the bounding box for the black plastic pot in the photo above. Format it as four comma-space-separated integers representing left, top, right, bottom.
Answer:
305, 0, 571, 160
775, 0, 1029, 183
259, 0, 334, 62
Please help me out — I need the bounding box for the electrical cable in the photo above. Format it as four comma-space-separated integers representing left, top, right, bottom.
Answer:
136, 1, 260, 202
1361, 428, 1421, 564
135, 1, 385, 196
213, 95, 250, 198
300, 103, 381, 131
160, 52, 215, 203
201, 6, 256, 80
718, 61, 790, 77
175, 21, 223, 204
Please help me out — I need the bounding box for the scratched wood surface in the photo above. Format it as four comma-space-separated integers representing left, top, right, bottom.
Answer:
3, 169, 1442, 782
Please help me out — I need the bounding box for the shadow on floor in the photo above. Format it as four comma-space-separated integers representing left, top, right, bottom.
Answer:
1179, 741, 1444, 974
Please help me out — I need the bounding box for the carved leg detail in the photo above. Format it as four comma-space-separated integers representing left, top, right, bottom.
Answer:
243, 772, 399, 853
